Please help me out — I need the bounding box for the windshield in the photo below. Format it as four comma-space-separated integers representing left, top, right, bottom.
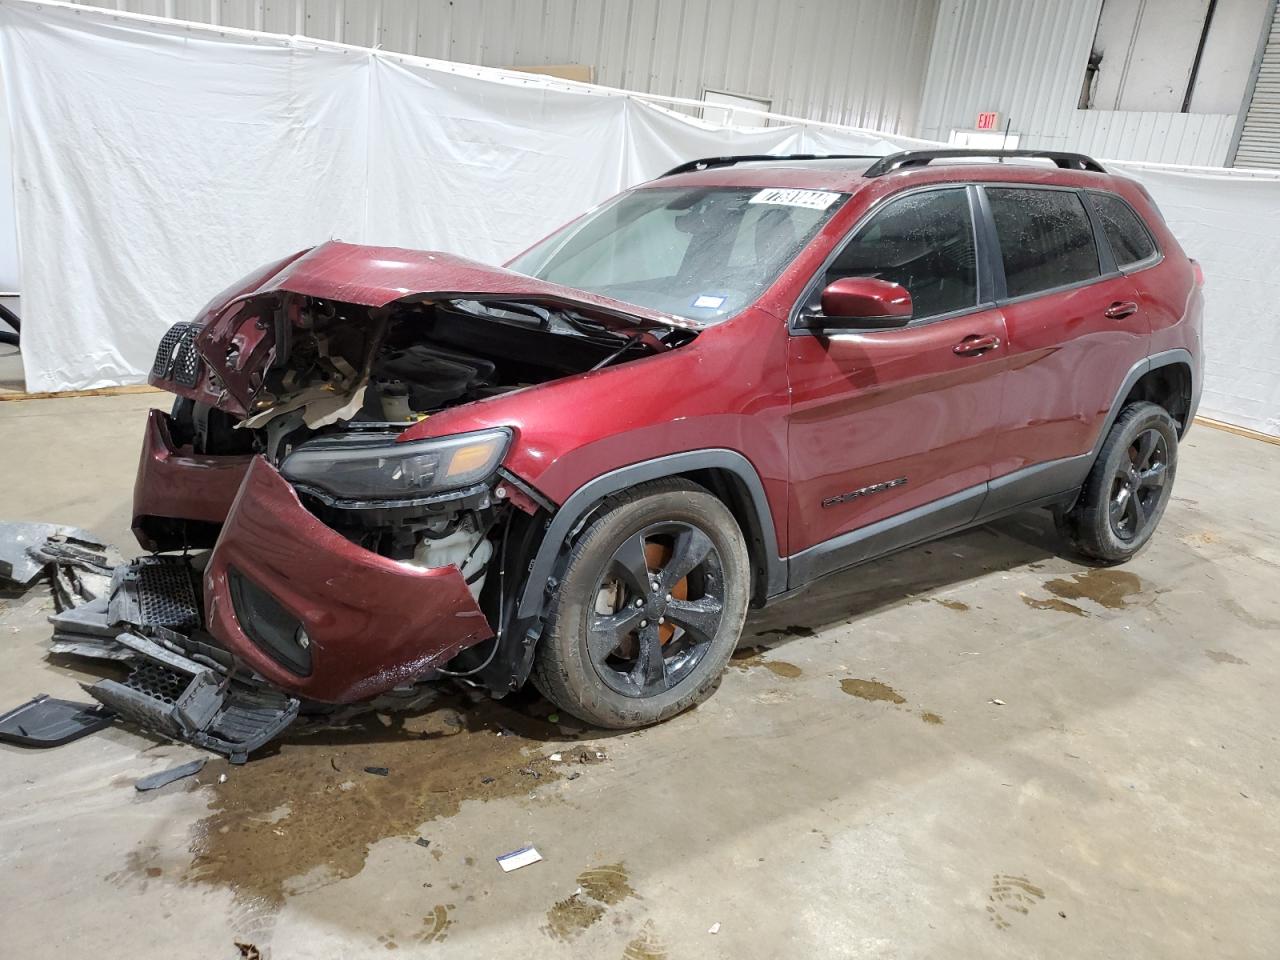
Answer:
507, 186, 846, 322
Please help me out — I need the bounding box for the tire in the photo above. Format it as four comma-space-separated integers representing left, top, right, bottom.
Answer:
1056, 401, 1179, 563
531, 477, 750, 729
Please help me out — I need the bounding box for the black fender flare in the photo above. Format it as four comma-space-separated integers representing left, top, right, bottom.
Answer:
1089, 348, 1196, 462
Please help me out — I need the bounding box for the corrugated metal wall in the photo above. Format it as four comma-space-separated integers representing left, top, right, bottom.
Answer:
918, 0, 1241, 165
73, 0, 939, 134
1069, 110, 1238, 166
918, 0, 1103, 147
1231, 1, 1280, 168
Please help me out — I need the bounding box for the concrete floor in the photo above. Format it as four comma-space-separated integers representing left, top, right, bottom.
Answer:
2, 393, 1278, 959
0, 342, 23, 393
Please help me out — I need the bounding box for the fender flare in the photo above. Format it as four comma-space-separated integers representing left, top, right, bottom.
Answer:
486, 450, 785, 693
1088, 348, 1196, 463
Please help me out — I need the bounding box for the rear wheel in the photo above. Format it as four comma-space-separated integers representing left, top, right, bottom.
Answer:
531, 478, 750, 729
1056, 401, 1178, 562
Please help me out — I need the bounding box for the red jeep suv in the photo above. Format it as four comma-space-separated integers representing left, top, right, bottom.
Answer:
124, 148, 1201, 740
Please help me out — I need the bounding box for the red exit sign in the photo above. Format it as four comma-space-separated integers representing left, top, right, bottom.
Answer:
976, 111, 1001, 131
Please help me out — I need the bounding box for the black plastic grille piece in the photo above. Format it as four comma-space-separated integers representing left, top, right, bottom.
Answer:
173, 324, 202, 386
151, 323, 188, 378
124, 661, 188, 706
107, 558, 203, 642
135, 558, 201, 630
149, 321, 202, 385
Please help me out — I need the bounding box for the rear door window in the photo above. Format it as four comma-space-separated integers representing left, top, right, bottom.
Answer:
823, 187, 978, 321
986, 188, 1100, 299
1088, 192, 1157, 267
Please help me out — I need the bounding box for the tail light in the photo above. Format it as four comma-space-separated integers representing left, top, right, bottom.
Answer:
1190, 259, 1204, 287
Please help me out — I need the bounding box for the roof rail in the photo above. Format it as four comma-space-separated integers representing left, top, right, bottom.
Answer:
863, 149, 1106, 177
660, 154, 881, 178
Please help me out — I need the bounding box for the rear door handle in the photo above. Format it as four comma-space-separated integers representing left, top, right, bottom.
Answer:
1105, 300, 1139, 319
953, 334, 1001, 356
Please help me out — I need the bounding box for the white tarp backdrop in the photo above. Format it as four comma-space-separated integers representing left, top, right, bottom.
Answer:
0, 0, 1277, 438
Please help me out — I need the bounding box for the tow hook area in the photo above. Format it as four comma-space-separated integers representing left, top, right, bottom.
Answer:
57, 556, 300, 764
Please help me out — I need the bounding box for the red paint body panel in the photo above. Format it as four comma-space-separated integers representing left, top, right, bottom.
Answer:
204, 457, 493, 703
131, 409, 252, 548
785, 307, 1009, 553
992, 274, 1150, 476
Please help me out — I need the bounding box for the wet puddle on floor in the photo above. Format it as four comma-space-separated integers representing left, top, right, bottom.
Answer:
1021, 595, 1088, 617
544, 863, 636, 941
546, 894, 606, 940
577, 862, 636, 904
1043, 569, 1143, 609
731, 646, 803, 678
839, 678, 906, 704
622, 921, 668, 960
174, 693, 576, 905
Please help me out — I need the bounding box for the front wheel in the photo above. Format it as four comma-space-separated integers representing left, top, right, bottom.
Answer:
531, 478, 750, 729
1056, 401, 1179, 562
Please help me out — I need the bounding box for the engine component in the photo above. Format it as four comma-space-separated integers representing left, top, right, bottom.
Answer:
408, 524, 493, 600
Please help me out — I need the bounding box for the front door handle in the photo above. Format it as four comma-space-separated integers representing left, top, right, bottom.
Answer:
1105, 300, 1139, 319
953, 334, 1001, 356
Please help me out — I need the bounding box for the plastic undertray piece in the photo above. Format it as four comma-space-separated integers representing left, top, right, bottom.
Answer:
87, 632, 299, 763
0, 693, 115, 747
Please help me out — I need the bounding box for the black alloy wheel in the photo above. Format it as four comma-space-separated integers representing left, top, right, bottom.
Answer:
1109, 428, 1169, 542
530, 477, 750, 729
588, 522, 725, 698
1055, 400, 1179, 563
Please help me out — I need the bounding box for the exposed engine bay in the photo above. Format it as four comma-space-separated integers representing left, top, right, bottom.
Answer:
154, 292, 692, 568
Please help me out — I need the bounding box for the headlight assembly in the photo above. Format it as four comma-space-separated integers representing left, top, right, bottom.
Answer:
280, 427, 511, 502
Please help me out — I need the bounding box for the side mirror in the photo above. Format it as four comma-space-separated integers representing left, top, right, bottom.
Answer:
800, 277, 913, 331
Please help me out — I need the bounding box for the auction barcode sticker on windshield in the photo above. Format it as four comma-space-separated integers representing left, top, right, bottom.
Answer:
749, 188, 841, 210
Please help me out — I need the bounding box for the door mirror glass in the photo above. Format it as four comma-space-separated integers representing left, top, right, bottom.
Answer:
808, 277, 912, 330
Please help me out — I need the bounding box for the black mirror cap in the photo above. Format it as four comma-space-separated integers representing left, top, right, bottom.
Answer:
795, 310, 913, 333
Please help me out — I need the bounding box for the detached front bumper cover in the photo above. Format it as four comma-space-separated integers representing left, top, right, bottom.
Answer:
204, 456, 494, 704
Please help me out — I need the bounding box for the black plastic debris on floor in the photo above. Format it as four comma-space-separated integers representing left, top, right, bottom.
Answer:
0, 521, 117, 612
135, 758, 207, 791
0, 693, 114, 747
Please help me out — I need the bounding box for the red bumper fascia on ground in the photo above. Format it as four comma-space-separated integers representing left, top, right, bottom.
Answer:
132, 409, 252, 547
204, 456, 494, 703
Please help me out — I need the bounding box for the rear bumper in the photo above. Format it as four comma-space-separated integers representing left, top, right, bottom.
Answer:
204, 457, 493, 703
132, 409, 252, 548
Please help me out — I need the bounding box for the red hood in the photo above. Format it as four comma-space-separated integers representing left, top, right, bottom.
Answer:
251, 240, 696, 330
161, 241, 696, 416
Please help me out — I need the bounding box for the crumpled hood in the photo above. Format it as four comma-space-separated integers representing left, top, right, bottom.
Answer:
156, 240, 696, 417
238, 240, 696, 330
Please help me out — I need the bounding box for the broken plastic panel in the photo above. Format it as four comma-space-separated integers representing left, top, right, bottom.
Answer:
0, 693, 114, 747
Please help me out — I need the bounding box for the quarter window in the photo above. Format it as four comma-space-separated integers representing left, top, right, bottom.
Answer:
1089, 192, 1157, 267
987, 188, 1100, 298
823, 188, 978, 321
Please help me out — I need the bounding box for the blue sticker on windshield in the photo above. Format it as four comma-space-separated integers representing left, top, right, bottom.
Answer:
692, 294, 726, 309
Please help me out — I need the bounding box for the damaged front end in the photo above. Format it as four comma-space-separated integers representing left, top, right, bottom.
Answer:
93, 242, 696, 758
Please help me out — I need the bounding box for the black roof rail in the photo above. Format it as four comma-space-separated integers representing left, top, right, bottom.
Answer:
660, 154, 881, 178
864, 149, 1106, 177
